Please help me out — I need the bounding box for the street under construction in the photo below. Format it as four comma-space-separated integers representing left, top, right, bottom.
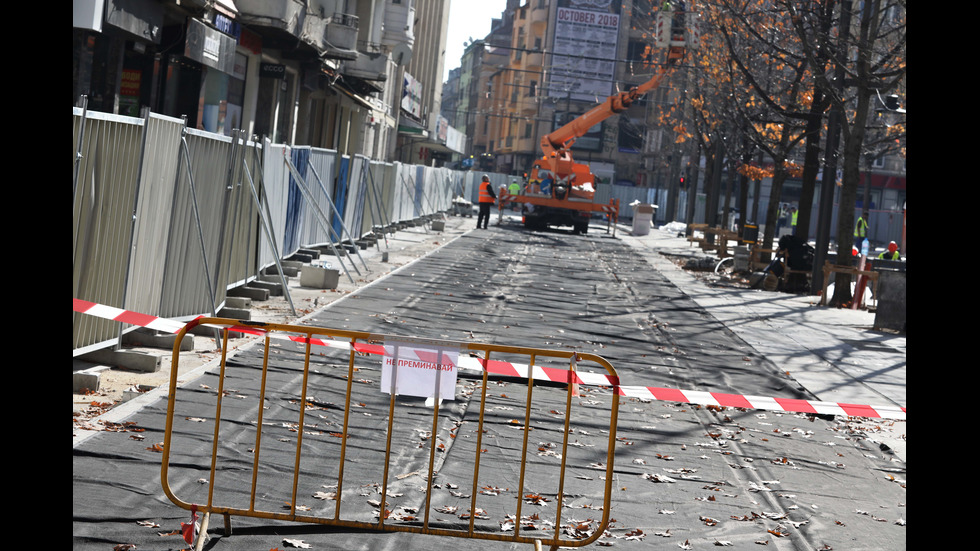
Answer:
72, 220, 906, 551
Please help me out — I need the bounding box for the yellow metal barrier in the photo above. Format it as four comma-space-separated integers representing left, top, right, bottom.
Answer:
162, 318, 620, 549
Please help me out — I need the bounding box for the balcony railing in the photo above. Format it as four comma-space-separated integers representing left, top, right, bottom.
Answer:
328, 12, 358, 29
325, 12, 359, 52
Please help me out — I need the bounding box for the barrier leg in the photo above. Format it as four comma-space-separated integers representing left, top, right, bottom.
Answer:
195, 512, 210, 551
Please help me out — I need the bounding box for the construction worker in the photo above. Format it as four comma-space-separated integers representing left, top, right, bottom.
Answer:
508, 179, 521, 211
854, 210, 869, 250
790, 206, 798, 235
540, 173, 553, 196
477, 174, 496, 229
878, 241, 901, 261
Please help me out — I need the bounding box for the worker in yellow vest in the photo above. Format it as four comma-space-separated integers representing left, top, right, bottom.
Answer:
854, 210, 869, 250
508, 179, 521, 211
878, 241, 901, 261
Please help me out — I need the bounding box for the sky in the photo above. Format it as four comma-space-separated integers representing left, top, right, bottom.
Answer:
443, 0, 508, 83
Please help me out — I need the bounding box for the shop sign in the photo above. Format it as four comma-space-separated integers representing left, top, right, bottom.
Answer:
185, 18, 237, 74
120, 69, 141, 97
261, 63, 287, 80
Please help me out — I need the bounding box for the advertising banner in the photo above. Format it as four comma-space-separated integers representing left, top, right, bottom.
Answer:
549, 0, 621, 102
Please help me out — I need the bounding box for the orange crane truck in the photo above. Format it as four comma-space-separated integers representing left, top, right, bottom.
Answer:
500, 9, 698, 234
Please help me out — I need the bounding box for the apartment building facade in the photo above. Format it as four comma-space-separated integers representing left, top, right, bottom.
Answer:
73, 0, 457, 163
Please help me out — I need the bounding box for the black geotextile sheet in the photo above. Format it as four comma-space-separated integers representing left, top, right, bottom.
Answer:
73, 227, 906, 550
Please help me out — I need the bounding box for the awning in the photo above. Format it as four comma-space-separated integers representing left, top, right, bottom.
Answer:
102, 0, 164, 43
413, 139, 455, 154
397, 115, 427, 137
336, 83, 375, 111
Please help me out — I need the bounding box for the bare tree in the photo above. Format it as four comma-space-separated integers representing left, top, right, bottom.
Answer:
790, 0, 905, 305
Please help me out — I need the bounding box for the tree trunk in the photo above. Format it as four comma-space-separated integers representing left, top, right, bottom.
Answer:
796, 97, 826, 242
722, 159, 735, 231
761, 163, 788, 251
685, 142, 702, 232
829, 0, 877, 307
705, 140, 723, 244
666, 150, 683, 223
736, 147, 752, 238
795, 0, 835, 243
666, 66, 691, 224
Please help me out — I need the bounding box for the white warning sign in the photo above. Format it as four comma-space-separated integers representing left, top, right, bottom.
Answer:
381, 339, 459, 400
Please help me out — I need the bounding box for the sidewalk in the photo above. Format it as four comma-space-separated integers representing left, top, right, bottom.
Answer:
619, 225, 906, 459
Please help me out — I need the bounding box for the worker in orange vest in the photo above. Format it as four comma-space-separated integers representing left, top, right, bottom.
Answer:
477, 174, 496, 229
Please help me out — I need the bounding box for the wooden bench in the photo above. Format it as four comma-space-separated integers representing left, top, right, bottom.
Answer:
748, 246, 775, 272
820, 261, 880, 308
686, 223, 708, 246
688, 225, 739, 257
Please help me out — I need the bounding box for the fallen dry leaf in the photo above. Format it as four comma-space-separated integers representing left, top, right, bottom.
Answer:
136, 520, 159, 528
624, 529, 645, 541
523, 493, 550, 505
700, 516, 719, 526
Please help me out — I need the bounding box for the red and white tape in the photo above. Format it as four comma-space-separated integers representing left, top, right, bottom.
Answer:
73, 299, 906, 420
73, 298, 187, 334
614, 386, 906, 420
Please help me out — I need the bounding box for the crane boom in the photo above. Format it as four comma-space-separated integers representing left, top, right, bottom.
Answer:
502, 9, 698, 235
540, 46, 686, 166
